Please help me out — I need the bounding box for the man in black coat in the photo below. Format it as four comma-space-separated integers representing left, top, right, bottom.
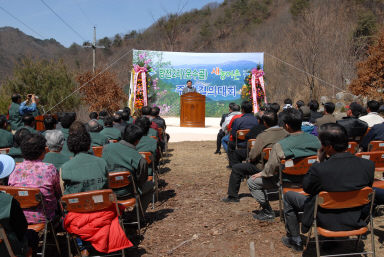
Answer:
282, 123, 374, 252
337, 102, 368, 141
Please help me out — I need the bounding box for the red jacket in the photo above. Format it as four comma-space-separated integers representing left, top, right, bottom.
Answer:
228, 114, 244, 141
64, 207, 133, 253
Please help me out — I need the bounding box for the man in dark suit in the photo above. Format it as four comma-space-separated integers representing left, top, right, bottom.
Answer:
282, 123, 374, 252
337, 102, 368, 141
308, 100, 323, 123
360, 121, 384, 151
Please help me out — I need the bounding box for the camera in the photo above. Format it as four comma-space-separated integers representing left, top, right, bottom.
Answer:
27, 94, 32, 98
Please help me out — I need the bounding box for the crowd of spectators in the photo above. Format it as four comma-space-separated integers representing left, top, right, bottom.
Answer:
0, 97, 168, 256
218, 98, 384, 252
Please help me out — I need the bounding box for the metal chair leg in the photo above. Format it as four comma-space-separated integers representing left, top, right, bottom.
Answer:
50, 222, 61, 256
41, 222, 48, 257
66, 233, 72, 257
135, 200, 141, 237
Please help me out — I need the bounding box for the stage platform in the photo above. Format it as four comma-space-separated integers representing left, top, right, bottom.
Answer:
164, 117, 220, 142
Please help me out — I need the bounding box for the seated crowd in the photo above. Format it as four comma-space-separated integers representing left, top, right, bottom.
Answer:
0, 97, 169, 257
218, 98, 384, 252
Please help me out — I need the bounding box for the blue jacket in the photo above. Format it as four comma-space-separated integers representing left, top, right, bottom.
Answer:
231, 113, 259, 147
360, 122, 384, 151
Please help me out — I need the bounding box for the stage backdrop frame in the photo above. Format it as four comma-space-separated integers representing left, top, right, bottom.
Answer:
131, 50, 264, 117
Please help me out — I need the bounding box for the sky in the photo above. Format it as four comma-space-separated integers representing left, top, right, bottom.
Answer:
0, 0, 223, 47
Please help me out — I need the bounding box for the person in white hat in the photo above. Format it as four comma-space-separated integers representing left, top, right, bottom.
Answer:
0, 154, 36, 256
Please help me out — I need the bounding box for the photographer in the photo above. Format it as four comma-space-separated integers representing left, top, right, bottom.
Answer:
19, 94, 40, 116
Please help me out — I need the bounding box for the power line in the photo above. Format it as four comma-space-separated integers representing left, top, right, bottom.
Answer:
39, 0, 87, 42
45, 49, 133, 113
0, 5, 45, 38
72, 0, 94, 27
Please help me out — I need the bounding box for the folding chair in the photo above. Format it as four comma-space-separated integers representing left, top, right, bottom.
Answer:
305, 187, 375, 257
368, 141, 384, 152
0, 148, 10, 154
158, 127, 168, 159
347, 141, 358, 154
235, 129, 250, 150
0, 224, 17, 257
262, 147, 272, 161
246, 139, 257, 162
356, 151, 384, 189
108, 171, 143, 236
60, 189, 126, 257
0, 185, 61, 257
279, 156, 317, 220
92, 146, 103, 157
140, 152, 158, 209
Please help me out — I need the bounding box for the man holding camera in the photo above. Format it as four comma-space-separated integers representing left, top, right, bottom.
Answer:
19, 94, 40, 117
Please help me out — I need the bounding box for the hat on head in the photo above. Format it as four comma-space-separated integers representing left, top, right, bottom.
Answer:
0, 155, 15, 179
300, 106, 311, 120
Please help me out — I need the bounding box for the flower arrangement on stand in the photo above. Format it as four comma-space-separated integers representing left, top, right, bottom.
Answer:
130, 53, 157, 112
241, 65, 267, 113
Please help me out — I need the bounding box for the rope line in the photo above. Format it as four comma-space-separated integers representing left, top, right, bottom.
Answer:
264, 52, 346, 92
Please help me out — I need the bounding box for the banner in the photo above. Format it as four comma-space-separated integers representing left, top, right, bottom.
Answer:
132, 50, 264, 117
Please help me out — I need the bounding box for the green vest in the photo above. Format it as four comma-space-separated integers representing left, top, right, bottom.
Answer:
61, 128, 69, 140
100, 127, 121, 141
90, 132, 109, 146
8, 103, 22, 131
43, 152, 70, 170
97, 119, 104, 127
17, 126, 38, 134
148, 128, 158, 137
102, 142, 142, 197
136, 136, 157, 176
61, 152, 108, 195
279, 132, 321, 160
0, 129, 13, 148
0, 192, 28, 257
7, 148, 23, 163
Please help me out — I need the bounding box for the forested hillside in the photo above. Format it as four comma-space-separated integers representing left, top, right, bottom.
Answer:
1, 0, 383, 103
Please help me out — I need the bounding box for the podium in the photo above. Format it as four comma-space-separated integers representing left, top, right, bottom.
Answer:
180, 92, 205, 127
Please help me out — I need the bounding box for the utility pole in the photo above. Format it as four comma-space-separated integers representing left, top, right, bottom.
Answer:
83, 26, 104, 73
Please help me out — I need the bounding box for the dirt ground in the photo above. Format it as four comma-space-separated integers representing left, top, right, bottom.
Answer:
122, 141, 384, 257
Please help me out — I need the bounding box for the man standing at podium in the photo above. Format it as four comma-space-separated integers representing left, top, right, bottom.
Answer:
182, 80, 197, 95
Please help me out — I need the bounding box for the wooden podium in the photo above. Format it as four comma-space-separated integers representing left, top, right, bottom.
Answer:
180, 92, 205, 127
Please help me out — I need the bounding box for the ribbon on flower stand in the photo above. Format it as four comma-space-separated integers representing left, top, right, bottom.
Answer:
251, 69, 259, 113
133, 65, 148, 108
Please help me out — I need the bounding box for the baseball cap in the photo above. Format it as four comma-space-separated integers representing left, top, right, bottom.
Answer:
0, 155, 15, 179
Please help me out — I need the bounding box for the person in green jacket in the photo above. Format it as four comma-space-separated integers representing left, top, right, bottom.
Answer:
0, 154, 37, 257
17, 114, 39, 134
60, 121, 108, 256
8, 94, 23, 133
8, 128, 31, 163
0, 115, 13, 148
60, 121, 108, 195
43, 130, 69, 171
100, 116, 121, 141
102, 124, 153, 212
59, 113, 77, 158
135, 116, 157, 176
87, 119, 109, 146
